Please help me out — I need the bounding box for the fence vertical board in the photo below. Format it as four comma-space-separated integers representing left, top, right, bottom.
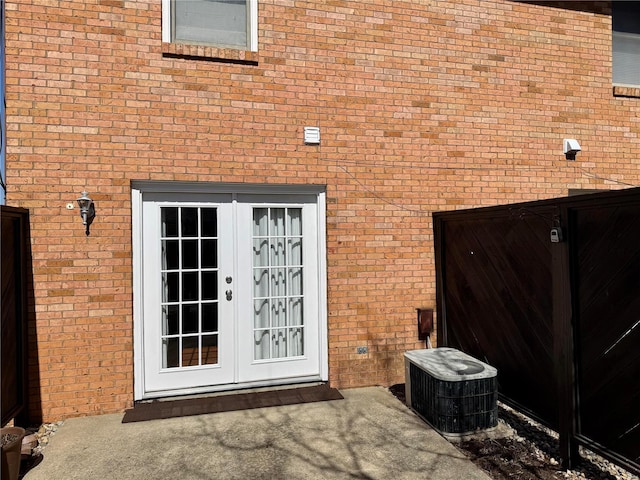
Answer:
552, 205, 578, 469
572, 203, 640, 466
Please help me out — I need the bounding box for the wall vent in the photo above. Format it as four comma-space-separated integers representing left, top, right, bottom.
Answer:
404, 348, 498, 437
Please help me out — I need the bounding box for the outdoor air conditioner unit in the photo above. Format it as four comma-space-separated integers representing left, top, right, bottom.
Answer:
405, 348, 498, 437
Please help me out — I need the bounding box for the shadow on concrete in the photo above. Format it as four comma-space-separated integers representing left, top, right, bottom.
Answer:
22, 387, 490, 480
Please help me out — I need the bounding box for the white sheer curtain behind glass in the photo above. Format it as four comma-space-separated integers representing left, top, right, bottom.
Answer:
253, 207, 304, 361
173, 0, 248, 48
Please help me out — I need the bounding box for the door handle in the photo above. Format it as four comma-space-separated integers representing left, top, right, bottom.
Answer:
226, 290, 232, 301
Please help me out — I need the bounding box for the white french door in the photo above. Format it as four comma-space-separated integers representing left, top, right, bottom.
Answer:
236, 196, 320, 383
133, 185, 327, 399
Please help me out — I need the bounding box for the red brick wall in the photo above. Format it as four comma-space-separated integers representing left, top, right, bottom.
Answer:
5, 0, 640, 421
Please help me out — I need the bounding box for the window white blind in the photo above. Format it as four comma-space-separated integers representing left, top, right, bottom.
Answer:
174, 0, 247, 49
612, 2, 640, 86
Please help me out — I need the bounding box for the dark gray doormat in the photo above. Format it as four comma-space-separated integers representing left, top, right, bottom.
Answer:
122, 384, 343, 423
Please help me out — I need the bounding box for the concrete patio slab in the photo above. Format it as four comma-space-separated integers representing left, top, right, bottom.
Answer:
23, 387, 492, 480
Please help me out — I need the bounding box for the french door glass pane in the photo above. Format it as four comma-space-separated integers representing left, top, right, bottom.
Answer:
253, 208, 268, 235
161, 206, 220, 369
162, 240, 179, 269
182, 272, 198, 302
201, 304, 218, 332
201, 239, 217, 268
271, 238, 286, 266
288, 238, 302, 265
182, 336, 199, 367
271, 209, 285, 235
201, 272, 218, 301
254, 299, 269, 328
272, 297, 286, 328
162, 305, 179, 335
288, 267, 302, 295
253, 239, 269, 268
201, 208, 218, 236
288, 209, 301, 235
182, 304, 198, 334
253, 268, 269, 297
273, 329, 287, 358
271, 268, 286, 297
254, 330, 270, 360
289, 328, 303, 356
252, 207, 304, 360
289, 297, 303, 326
181, 208, 198, 236
163, 272, 179, 303
161, 208, 178, 237
182, 240, 198, 269
163, 338, 179, 368
202, 335, 219, 365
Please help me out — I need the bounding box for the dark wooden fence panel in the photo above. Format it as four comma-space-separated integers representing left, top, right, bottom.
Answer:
573, 203, 640, 465
439, 209, 556, 427
1, 206, 30, 426
434, 187, 640, 475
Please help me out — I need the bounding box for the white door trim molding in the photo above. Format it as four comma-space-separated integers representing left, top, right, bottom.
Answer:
316, 191, 328, 382
131, 187, 145, 401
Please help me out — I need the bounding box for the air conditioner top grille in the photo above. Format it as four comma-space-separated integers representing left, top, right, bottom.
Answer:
404, 348, 496, 382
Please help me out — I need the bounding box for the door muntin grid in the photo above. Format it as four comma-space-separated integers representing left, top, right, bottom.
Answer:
252, 207, 304, 361
161, 206, 220, 369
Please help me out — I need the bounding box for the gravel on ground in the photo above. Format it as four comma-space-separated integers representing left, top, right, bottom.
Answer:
389, 384, 639, 480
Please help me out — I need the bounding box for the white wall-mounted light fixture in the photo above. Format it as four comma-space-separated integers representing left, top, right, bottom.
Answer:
76, 190, 95, 235
563, 139, 581, 160
304, 126, 320, 145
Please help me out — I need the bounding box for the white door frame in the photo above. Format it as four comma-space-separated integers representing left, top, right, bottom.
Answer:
132, 181, 328, 401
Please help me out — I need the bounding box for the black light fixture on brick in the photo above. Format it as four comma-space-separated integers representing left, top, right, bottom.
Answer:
76, 190, 95, 236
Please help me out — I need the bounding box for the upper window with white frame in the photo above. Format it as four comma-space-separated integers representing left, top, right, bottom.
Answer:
162, 0, 258, 52
612, 1, 640, 87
